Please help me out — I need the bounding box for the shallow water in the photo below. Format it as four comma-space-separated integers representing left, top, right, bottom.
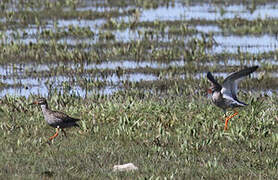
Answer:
0, 1, 277, 97
9, 26, 278, 55
212, 34, 278, 54
141, 3, 278, 21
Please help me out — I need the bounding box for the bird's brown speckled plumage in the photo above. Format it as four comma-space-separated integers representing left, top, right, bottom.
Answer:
32, 97, 80, 140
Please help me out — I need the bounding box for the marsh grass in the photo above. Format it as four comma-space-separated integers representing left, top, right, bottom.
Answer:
0, 90, 276, 179
0, 0, 277, 178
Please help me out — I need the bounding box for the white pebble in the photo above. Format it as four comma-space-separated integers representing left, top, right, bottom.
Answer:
113, 163, 138, 172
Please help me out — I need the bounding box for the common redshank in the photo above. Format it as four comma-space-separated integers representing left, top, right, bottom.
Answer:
207, 66, 258, 130
31, 97, 80, 141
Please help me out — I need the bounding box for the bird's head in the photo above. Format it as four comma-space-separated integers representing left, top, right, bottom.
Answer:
31, 97, 47, 106
207, 88, 213, 94
207, 86, 219, 95
207, 86, 221, 95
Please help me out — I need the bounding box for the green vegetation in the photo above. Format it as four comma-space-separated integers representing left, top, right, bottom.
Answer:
0, 91, 277, 179
0, 0, 277, 179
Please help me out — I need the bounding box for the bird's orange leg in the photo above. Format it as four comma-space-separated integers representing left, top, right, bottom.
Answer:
224, 111, 238, 131
49, 127, 60, 141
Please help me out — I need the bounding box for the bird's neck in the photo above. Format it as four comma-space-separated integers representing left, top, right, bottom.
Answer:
212, 91, 222, 101
40, 104, 49, 114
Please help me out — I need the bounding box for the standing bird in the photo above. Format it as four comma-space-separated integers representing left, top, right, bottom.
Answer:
207, 66, 258, 130
31, 97, 80, 141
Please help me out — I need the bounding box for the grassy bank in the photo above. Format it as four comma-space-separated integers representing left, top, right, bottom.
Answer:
0, 90, 276, 179
0, 0, 277, 178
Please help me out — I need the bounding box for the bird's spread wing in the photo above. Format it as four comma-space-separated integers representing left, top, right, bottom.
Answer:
207, 72, 222, 91
222, 66, 258, 100
52, 110, 80, 122
221, 92, 247, 107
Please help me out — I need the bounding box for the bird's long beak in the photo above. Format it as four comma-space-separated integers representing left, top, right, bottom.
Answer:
207, 88, 212, 94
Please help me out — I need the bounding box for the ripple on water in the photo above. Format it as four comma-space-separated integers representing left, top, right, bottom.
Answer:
195, 25, 221, 33
93, 73, 158, 83
141, 3, 278, 21
211, 34, 278, 54
56, 19, 105, 29
85, 60, 165, 69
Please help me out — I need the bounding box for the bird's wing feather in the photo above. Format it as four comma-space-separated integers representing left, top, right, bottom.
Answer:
52, 110, 80, 122
207, 72, 222, 91
222, 92, 247, 106
222, 66, 258, 99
